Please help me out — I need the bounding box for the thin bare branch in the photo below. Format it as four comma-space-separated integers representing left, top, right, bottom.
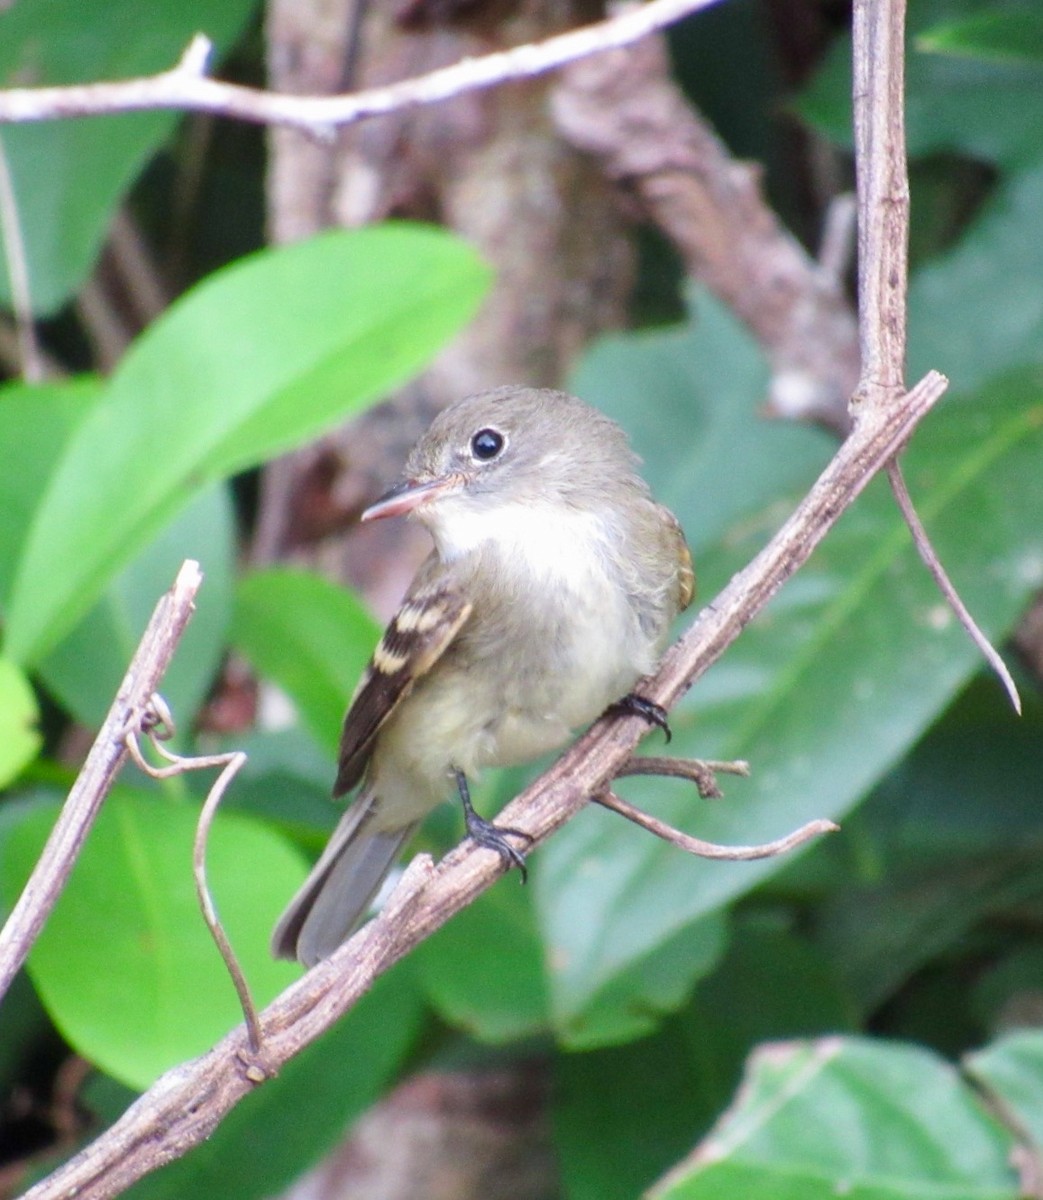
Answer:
0, 0, 725, 133
851, 0, 1019, 710
20, 368, 948, 1200
0, 561, 202, 1003
887, 461, 1021, 713
852, 0, 909, 404
596, 789, 838, 860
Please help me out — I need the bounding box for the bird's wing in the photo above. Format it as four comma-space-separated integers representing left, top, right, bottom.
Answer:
333, 566, 473, 797
658, 503, 695, 612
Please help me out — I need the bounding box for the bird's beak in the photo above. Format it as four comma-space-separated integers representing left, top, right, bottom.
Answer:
361, 473, 463, 522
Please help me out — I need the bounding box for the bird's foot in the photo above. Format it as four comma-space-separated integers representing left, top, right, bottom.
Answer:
454, 768, 532, 881
609, 692, 672, 743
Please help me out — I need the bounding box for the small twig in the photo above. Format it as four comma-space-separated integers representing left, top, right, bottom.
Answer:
124, 697, 262, 1054
886, 461, 1021, 713
0, 0, 726, 133
616, 755, 750, 800
595, 790, 838, 860
0, 132, 44, 381
0, 561, 202, 1003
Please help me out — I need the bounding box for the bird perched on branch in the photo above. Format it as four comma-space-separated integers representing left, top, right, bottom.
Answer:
272, 385, 693, 966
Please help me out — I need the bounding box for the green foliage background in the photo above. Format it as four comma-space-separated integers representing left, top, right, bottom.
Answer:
2, 0, 1043, 1197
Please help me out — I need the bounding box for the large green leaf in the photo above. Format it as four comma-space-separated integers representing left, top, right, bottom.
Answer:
415, 880, 550, 1043
0, 0, 257, 314
0, 376, 100, 610
38, 483, 235, 735
798, 0, 1043, 169
909, 165, 1043, 391
230, 568, 381, 756
651, 1038, 1017, 1199
967, 1032, 1043, 1155
554, 924, 857, 1200
0, 790, 304, 1090
4, 224, 491, 665
537, 295, 1043, 1047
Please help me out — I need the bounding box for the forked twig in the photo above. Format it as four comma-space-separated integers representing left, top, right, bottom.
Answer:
617, 754, 750, 800
124, 697, 261, 1055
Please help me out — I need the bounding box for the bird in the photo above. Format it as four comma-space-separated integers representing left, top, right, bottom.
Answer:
271, 385, 694, 966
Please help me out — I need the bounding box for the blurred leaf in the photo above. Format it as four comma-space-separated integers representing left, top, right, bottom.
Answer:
651, 1038, 1018, 1199
967, 1031, 1043, 1154
0, 377, 99, 610
555, 1013, 721, 1200
909, 165, 1043, 390
416, 880, 550, 1043
5, 224, 491, 665
124, 963, 426, 1200
541, 295, 1043, 1049
231, 568, 381, 756
0, 791, 304, 1089
918, 8, 1043, 64
37, 483, 235, 734
0, 0, 257, 314
554, 923, 856, 1200
813, 680, 1043, 1010
798, 3, 1043, 168
0, 658, 40, 786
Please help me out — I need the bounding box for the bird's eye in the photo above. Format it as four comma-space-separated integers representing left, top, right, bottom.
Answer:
470, 428, 505, 461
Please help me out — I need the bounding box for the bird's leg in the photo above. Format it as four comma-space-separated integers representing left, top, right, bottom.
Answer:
607, 692, 672, 743
453, 768, 532, 881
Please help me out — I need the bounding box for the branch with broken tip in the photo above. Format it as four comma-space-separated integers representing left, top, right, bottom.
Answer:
617, 754, 750, 800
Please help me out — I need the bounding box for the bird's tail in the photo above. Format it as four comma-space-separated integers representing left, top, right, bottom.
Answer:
271, 790, 417, 967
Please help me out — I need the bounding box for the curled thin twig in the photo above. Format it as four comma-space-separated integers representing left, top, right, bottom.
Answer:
596, 789, 838, 860
125, 697, 261, 1055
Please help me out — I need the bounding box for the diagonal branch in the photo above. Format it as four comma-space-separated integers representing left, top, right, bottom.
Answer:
0, 0, 726, 132
19, 367, 947, 1200
0, 561, 202, 1003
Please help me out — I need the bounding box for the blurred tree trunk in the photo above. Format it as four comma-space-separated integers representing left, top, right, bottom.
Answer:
263, 3, 631, 1196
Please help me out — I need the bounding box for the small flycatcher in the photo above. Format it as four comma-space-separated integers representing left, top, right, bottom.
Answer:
272, 386, 693, 966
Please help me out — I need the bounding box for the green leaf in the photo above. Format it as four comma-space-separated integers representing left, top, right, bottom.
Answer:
798, 5, 1043, 168
967, 1031, 1043, 1155
539, 295, 1043, 1049
122, 963, 426, 1200
0, 791, 304, 1090
0, 377, 100, 611
918, 8, 1043, 65
416, 880, 550, 1043
0, 658, 40, 787
230, 568, 381, 756
37, 483, 235, 734
812, 680, 1043, 1011
0, 0, 257, 314
554, 924, 857, 1200
5, 224, 491, 665
651, 1038, 1018, 1199
909, 165, 1043, 391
